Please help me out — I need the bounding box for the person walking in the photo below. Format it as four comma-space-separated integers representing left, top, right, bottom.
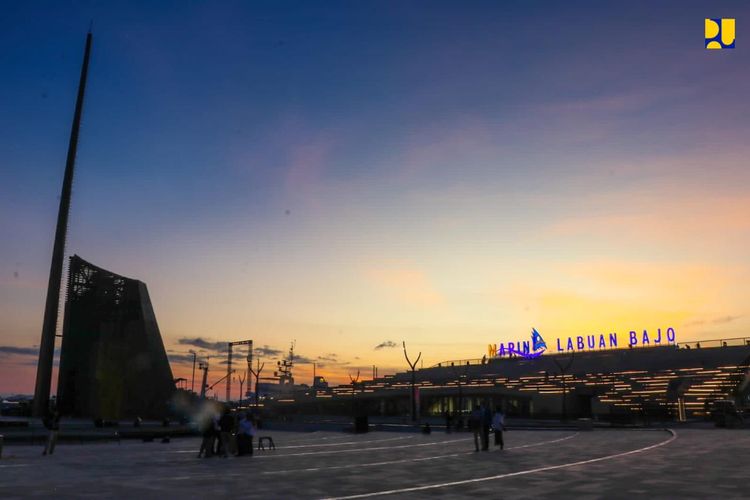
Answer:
42, 410, 60, 455
197, 410, 215, 458
469, 405, 482, 452
492, 406, 506, 449
236, 413, 255, 456
218, 408, 234, 458
480, 404, 492, 451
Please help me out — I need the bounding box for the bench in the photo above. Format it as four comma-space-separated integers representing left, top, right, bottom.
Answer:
257, 436, 275, 450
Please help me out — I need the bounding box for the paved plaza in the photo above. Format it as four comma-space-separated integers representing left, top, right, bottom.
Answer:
1, 427, 748, 498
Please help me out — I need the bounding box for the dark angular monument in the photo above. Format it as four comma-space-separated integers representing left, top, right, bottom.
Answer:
56, 255, 175, 419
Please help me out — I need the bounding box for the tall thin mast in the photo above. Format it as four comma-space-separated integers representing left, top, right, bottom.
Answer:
32, 32, 92, 416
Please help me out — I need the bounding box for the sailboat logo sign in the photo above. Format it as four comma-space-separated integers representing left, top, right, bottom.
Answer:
488, 327, 677, 359
489, 328, 548, 359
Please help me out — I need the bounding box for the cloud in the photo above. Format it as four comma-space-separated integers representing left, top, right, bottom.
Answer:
712, 315, 741, 325
177, 337, 227, 352
0, 346, 60, 368
254, 345, 283, 358
684, 315, 741, 327
293, 354, 315, 364
314, 353, 353, 369
0, 346, 39, 356
167, 352, 199, 365
374, 341, 398, 350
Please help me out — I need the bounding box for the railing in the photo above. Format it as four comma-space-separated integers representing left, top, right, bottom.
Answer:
676, 337, 750, 350
430, 358, 484, 368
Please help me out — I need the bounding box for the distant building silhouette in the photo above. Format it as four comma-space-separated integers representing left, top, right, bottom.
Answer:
56, 255, 174, 419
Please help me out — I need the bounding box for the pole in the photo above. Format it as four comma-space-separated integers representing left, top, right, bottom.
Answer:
238, 371, 246, 406
349, 370, 360, 423
33, 32, 92, 417
226, 343, 232, 402
402, 341, 422, 422
199, 360, 209, 399
249, 358, 264, 407
190, 351, 196, 393
552, 353, 575, 421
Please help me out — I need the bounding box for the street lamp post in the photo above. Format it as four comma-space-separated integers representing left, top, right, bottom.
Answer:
189, 350, 197, 394
349, 370, 360, 422
450, 361, 470, 428
552, 353, 575, 421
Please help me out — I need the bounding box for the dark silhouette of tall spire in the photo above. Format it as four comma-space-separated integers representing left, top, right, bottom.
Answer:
33, 31, 92, 416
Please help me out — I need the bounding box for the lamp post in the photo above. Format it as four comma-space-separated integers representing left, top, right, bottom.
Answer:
450, 361, 470, 427
552, 353, 575, 421
349, 370, 360, 421
189, 350, 197, 394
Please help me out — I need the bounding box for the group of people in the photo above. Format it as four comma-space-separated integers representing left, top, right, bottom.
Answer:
198, 408, 257, 458
469, 404, 505, 451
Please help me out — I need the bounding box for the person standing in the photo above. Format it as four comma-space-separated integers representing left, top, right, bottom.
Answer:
198, 413, 215, 458
480, 404, 492, 451
443, 411, 452, 433
492, 406, 506, 449
236, 413, 255, 456
469, 405, 482, 452
218, 408, 234, 458
42, 410, 60, 455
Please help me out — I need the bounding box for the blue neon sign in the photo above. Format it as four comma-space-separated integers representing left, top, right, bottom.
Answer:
494, 328, 548, 359
489, 327, 677, 359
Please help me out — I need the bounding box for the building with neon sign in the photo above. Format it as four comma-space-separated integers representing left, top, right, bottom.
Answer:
271, 339, 750, 422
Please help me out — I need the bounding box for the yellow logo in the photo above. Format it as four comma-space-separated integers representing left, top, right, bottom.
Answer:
705, 18, 735, 49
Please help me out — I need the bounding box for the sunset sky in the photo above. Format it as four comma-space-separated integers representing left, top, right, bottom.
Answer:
2, 1, 749, 395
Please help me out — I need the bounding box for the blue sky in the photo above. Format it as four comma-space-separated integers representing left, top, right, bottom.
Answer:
1, 1, 749, 392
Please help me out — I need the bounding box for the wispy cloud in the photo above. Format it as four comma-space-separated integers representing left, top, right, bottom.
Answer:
167, 352, 199, 365
0, 346, 38, 356
254, 345, 283, 358
712, 315, 742, 325
374, 341, 398, 350
293, 354, 315, 364
177, 337, 227, 352
685, 315, 742, 327
684, 319, 705, 327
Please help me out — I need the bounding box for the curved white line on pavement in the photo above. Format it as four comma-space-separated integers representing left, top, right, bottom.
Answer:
324, 429, 677, 499
263, 433, 579, 475
279, 432, 373, 445
265, 452, 472, 474
508, 432, 578, 450
282, 435, 414, 448
169, 435, 414, 454
256, 437, 472, 458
